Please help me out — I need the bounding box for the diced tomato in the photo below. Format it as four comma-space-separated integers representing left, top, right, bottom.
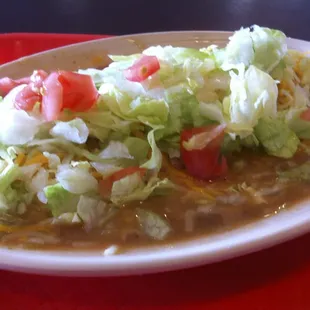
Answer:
124, 55, 160, 82
15, 77, 32, 84
57, 71, 98, 112
30, 70, 48, 88
99, 167, 147, 198
15, 85, 41, 111
11, 69, 97, 120
0, 77, 28, 97
211, 156, 228, 178
35, 70, 98, 121
301, 108, 310, 121
14, 70, 48, 111
0, 70, 48, 97
41, 72, 64, 121
180, 125, 227, 180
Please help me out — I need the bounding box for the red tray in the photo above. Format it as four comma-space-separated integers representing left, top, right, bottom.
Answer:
1, 33, 310, 310
0, 33, 109, 64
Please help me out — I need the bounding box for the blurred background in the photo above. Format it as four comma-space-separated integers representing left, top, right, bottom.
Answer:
1, 0, 309, 40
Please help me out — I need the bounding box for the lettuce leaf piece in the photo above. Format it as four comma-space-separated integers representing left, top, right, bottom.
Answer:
270, 58, 287, 81
141, 129, 162, 171
90, 162, 121, 177
153, 46, 215, 88
250, 25, 287, 73
52, 212, 81, 225
227, 65, 278, 137
0, 163, 20, 193
99, 141, 133, 159
155, 87, 208, 141
28, 138, 125, 165
111, 171, 143, 202
174, 91, 206, 127
240, 134, 260, 149
199, 102, 226, 124
143, 45, 214, 65
44, 183, 79, 217
99, 85, 169, 128
136, 208, 172, 240
76, 196, 114, 231
222, 25, 287, 72
290, 120, 310, 139
0, 145, 22, 164
50, 118, 89, 144
111, 174, 174, 205
129, 96, 169, 126
154, 94, 182, 140
19, 164, 41, 181
277, 162, 310, 182
56, 165, 98, 194
0, 180, 34, 215
43, 152, 61, 170
76, 110, 132, 141
284, 108, 310, 139
0, 108, 41, 145
224, 27, 254, 68
123, 137, 150, 163
28, 168, 48, 192
143, 45, 215, 94
254, 117, 299, 158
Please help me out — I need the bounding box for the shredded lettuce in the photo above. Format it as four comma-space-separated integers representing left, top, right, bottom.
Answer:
0, 163, 20, 193
0, 109, 41, 145
43, 152, 61, 170
111, 172, 143, 203
254, 117, 299, 158
44, 183, 79, 217
90, 162, 121, 177
284, 108, 310, 139
227, 65, 278, 137
0, 180, 33, 215
250, 26, 287, 73
56, 165, 98, 194
123, 137, 150, 163
50, 118, 89, 144
222, 25, 287, 72
136, 208, 172, 240
111, 175, 173, 205
141, 129, 162, 171
99, 141, 133, 159
99, 85, 168, 127
76, 196, 109, 231
29, 168, 48, 192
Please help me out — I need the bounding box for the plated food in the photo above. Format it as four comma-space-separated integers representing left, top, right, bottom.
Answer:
1, 25, 310, 256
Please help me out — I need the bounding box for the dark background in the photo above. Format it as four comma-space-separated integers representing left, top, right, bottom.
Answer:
1, 0, 309, 40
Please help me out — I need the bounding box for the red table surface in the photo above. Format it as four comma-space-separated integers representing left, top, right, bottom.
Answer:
1, 33, 310, 310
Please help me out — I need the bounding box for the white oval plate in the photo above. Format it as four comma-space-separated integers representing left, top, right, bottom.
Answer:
0, 31, 310, 277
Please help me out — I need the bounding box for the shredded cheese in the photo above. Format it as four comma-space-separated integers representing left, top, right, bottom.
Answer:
15, 153, 26, 166
24, 153, 48, 166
